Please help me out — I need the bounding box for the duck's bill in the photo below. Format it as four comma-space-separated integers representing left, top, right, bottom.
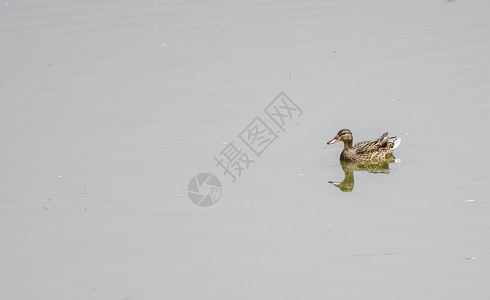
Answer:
327, 137, 339, 145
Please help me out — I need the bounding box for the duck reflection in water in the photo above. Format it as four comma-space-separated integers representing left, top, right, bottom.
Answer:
329, 156, 395, 192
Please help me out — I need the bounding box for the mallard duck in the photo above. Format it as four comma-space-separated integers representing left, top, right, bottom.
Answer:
327, 129, 400, 162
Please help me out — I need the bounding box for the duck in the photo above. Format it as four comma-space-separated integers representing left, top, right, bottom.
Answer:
327, 129, 400, 162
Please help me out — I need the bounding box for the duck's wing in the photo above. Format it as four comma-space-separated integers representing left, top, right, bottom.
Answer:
353, 139, 381, 153
353, 132, 389, 153
378, 132, 389, 147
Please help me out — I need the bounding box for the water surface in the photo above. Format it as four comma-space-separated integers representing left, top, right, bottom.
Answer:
1, 0, 489, 299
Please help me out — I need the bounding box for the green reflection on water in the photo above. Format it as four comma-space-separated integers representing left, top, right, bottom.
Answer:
329, 155, 396, 192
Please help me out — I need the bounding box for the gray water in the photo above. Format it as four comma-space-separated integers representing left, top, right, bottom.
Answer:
1, 0, 489, 299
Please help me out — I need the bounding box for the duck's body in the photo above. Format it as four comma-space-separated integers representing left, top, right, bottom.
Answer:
327, 129, 400, 162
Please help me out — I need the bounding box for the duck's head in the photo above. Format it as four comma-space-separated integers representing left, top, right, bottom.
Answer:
327, 128, 352, 145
